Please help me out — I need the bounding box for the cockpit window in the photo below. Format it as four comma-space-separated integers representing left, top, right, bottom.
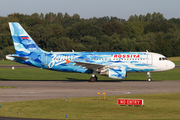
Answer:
159, 57, 167, 61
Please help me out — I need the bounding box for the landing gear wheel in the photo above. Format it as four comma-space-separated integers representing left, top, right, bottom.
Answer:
95, 75, 98, 81
147, 72, 151, 82
147, 78, 152, 82
90, 77, 97, 82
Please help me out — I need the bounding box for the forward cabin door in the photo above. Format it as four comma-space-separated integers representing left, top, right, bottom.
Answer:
147, 54, 153, 65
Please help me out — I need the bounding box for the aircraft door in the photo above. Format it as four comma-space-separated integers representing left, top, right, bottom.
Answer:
147, 54, 153, 65
41, 54, 47, 65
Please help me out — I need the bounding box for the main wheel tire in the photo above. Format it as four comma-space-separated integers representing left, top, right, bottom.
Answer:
147, 78, 152, 82
90, 77, 96, 82
95, 75, 98, 81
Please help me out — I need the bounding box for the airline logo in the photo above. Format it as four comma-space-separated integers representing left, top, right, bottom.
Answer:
21, 36, 29, 40
114, 54, 140, 58
48, 54, 79, 68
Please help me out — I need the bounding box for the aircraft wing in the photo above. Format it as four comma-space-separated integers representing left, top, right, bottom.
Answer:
74, 61, 106, 71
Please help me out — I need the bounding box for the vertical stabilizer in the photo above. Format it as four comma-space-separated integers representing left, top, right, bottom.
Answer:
9, 22, 44, 56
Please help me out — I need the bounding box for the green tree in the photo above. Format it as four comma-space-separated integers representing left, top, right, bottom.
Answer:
144, 22, 159, 34
101, 22, 124, 36
145, 13, 151, 22
159, 22, 175, 33
80, 36, 98, 51
0, 50, 4, 59
123, 22, 145, 39
3, 46, 15, 55
68, 22, 102, 40
151, 12, 166, 24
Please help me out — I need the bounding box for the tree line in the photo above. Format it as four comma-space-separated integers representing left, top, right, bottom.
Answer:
0, 12, 180, 59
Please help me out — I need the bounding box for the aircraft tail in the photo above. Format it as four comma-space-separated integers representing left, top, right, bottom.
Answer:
8, 22, 44, 56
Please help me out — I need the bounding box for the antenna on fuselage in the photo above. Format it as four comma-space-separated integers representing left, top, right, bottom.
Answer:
146, 50, 148, 53
72, 49, 74, 52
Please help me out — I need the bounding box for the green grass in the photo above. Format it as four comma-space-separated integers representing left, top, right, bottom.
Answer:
167, 57, 180, 61
0, 60, 23, 65
167, 57, 180, 65
173, 61, 180, 65
0, 68, 180, 81
0, 93, 180, 119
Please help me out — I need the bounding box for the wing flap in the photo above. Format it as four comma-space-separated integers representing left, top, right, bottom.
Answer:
74, 61, 105, 70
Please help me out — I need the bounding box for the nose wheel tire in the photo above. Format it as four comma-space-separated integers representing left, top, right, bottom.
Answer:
147, 72, 151, 82
147, 78, 152, 82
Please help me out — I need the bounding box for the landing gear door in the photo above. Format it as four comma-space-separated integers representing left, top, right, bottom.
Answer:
147, 54, 153, 65
41, 54, 47, 65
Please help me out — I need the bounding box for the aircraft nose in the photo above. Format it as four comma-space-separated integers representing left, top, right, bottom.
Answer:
167, 61, 175, 70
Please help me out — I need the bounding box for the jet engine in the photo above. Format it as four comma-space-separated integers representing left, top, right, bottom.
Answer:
100, 67, 126, 79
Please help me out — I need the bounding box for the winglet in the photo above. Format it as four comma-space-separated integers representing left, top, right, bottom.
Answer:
65, 59, 71, 64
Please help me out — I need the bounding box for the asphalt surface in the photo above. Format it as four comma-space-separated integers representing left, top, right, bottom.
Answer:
1, 80, 180, 103
1, 80, 180, 120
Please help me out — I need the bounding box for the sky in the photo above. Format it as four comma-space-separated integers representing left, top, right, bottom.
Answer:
0, 0, 179, 20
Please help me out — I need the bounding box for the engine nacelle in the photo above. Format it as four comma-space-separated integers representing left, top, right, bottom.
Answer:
100, 67, 126, 79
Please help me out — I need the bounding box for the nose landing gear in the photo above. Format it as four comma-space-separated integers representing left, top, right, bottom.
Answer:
147, 72, 152, 82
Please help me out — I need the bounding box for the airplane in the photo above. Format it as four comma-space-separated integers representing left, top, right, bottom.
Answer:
6, 22, 175, 82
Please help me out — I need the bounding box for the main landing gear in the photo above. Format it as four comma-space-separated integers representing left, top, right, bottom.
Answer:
90, 72, 98, 82
147, 72, 152, 82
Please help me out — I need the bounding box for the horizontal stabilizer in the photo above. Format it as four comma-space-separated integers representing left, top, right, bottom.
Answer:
6, 55, 29, 61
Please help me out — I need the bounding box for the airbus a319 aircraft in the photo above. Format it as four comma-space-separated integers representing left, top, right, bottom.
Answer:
6, 22, 175, 82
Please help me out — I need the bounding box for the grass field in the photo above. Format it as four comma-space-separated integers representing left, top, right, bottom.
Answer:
0, 93, 180, 119
167, 57, 180, 65
0, 60, 22, 65
0, 67, 180, 81
167, 57, 180, 61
